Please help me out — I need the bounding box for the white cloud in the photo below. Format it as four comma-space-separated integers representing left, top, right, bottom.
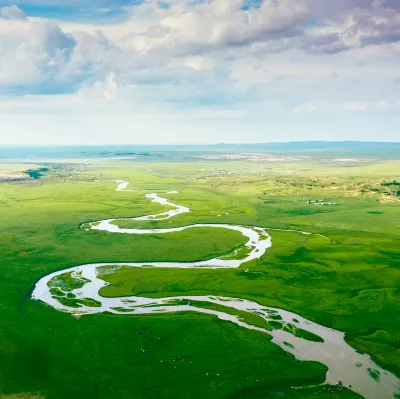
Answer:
102, 72, 118, 99
0, 13, 77, 88
156, 0, 310, 49
1, 0, 399, 96
1, 5, 26, 20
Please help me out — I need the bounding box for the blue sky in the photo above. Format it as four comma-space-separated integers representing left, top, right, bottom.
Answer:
0, 0, 141, 22
0, 0, 399, 145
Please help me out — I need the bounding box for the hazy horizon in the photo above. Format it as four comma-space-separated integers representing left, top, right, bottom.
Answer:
2, 140, 400, 147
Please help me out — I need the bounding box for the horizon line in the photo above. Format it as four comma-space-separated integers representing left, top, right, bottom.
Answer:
2, 140, 400, 148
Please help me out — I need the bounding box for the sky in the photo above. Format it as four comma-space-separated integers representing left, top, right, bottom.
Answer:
0, 0, 399, 145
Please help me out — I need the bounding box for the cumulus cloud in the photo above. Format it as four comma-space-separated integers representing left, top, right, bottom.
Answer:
0, 0, 321, 94
111, 0, 312, 56
0, 12, 78, 90
1, 5, 26, 20
345, 1, 400, 46
0, 0, 399, 107
299, 31, 349, 54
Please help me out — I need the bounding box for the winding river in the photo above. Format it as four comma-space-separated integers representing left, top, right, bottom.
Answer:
32, 181, 400, 399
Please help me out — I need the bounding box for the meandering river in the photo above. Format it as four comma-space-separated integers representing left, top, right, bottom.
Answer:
32, 180, 400, 399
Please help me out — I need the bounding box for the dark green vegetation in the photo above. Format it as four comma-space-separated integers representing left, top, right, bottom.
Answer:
24, 168, 49, 180
0, 156, 399, 399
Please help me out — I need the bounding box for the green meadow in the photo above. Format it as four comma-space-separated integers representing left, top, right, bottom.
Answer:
0, 158, 399, 399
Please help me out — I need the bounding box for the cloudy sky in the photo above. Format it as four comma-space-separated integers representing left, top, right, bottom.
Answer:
0, 0, 399, 145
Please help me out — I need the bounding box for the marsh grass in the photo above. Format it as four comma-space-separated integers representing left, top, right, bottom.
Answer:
0, 160, 398, 398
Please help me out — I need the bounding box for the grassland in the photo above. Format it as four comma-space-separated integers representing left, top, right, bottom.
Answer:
0, 157, 398, 399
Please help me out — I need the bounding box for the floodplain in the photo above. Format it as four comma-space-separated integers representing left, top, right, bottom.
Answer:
0, 145, 399, 399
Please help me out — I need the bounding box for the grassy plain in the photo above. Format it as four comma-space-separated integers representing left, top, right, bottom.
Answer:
0, 157, 399, 399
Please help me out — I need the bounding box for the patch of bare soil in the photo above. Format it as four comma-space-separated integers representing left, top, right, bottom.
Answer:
0, 173, 29, 182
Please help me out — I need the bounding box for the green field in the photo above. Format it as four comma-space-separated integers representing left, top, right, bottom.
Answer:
0, 155, 399, 399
